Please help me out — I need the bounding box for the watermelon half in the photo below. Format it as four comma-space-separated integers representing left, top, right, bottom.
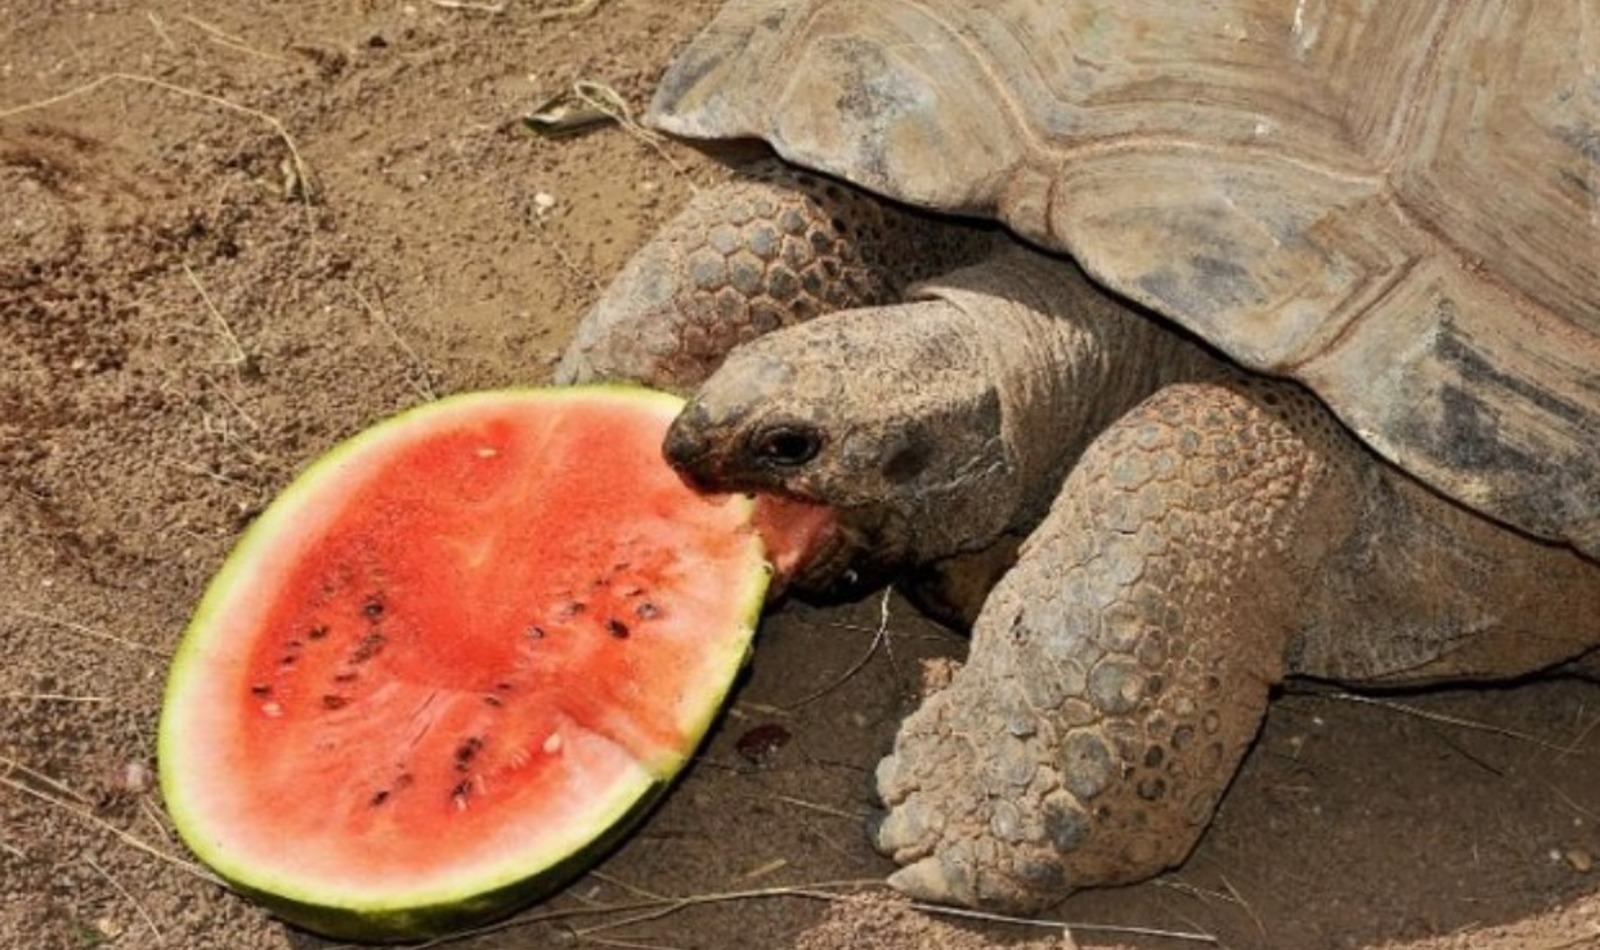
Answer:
158, 387, 828, 941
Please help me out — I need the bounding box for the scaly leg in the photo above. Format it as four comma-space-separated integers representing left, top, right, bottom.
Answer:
871, 377, 1346, 910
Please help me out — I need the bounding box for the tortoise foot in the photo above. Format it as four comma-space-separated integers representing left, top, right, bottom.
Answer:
871, 670, 1129, 913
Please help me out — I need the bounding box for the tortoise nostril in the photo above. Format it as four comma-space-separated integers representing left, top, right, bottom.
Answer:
663, 407, 712, 471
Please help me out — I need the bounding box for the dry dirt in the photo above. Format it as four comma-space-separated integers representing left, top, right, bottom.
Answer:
4, 3, 1600, 949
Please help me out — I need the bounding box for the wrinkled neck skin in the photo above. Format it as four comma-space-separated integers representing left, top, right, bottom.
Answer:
921, 246, 1217, 535
668, 244, 1218, 586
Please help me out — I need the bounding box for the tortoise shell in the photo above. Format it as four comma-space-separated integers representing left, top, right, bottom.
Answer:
649, 0, 1600, 559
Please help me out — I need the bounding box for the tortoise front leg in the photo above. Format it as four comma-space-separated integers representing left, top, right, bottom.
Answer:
554, 160, 993, 392
872, 376, 1363, 911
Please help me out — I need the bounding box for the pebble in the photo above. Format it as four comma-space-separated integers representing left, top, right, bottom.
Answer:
109, 760, 152, 795
1565, 848, 1594, 873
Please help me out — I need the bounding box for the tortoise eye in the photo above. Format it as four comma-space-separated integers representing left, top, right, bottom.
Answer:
751, 424, 822, 468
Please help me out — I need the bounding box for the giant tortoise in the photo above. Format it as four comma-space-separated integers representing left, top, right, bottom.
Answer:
557, 0, 1600, 912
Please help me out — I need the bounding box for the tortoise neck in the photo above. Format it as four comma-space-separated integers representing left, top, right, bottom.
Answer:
916, 246, 1216, 529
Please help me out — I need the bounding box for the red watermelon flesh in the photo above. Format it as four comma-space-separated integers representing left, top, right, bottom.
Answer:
158, 387, 833, 940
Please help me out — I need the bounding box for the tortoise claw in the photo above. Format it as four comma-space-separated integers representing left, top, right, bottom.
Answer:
886, 851, 977, 907
868, 792, 941, 862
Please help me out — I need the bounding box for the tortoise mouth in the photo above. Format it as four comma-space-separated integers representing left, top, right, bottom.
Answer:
748, 494, 843, 596
785, 522, 856, 594
746, 494, 912, 600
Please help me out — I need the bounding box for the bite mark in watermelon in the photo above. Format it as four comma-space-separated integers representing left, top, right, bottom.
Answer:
158, 387, 830, 941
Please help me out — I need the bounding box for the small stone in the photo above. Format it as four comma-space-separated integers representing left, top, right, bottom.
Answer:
114, 760, 152, 794
1565, 848, 1593, 873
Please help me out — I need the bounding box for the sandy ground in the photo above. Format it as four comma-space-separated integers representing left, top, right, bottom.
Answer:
4, 3, 1600, 948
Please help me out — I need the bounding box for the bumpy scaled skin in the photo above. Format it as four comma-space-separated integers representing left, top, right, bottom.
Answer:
873, 379, 1340, 907
870, 377, 1600, 911
555, 159, 994, 392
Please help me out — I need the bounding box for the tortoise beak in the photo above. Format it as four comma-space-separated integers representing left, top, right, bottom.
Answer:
662, 404, 720, 490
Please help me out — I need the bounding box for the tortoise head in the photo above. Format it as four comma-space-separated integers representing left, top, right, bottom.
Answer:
664, 306, 1025, 588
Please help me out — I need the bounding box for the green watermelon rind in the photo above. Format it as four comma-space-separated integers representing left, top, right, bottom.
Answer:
157, 386, 772, 942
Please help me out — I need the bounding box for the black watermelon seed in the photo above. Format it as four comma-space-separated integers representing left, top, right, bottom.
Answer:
454, 737, 483, 769
350, 632, 386, 664
370, 789, 390, 807
333, 670, 358, 683
483, 694, 503, 707
279, 655, 298, 667
308, 625, 329, 640
495, 681, 514, 692
321, 695, 349, 710
559, 602, 586, 618
362, 596, 384, 620
450, 780, 472, 805
635, 602, 660, 620
250, 684, 272, 697
525, 625, 545, 640
606, 619, 630, 639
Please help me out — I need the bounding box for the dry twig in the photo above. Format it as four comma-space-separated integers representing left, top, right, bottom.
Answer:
431, 0, 508, 12
528, 208, 605, 294
0, 72, 312, 206
0, 768, 218, 884
906, 901, 1219, 944
1218, 874, 1266, 940
145, 12, 179, 51
533, 0, 608, 21
85, 856, 166, 945
352, 287, 439, 402
2, 754, 91, 804
1, 693, 108, 704
183, 264, 252, 372
569, 79, 697, 192
375, 881, 878, 948
160, 456, 256, 491
9, 609, 162, 656
180, 14, 290, 62
783, 588, 894, 710
1321, 692, 1578, 756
